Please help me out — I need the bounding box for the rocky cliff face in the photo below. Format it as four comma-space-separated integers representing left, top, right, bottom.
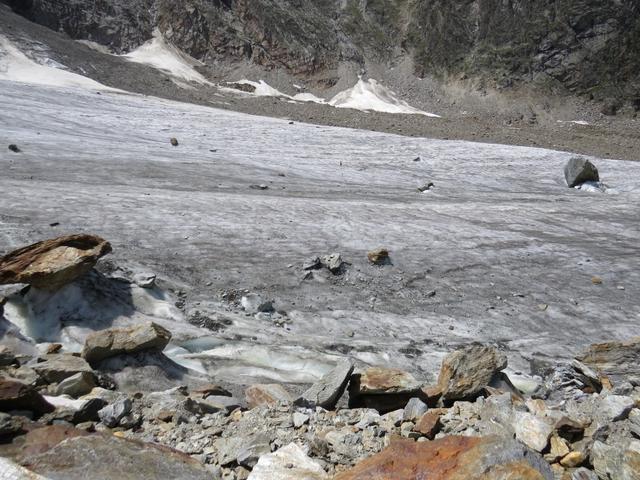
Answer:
5, 0, 640, 104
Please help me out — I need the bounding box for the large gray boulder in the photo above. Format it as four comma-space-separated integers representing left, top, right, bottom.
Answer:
564, 157, 600, 188
82, 322, 171, 365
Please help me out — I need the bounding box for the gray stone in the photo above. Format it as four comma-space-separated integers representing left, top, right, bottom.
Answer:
237, 434, 272, 469
32, 354, 94, 384
293, 412, 310, 428
302, 257, 322, 270
82, 322, 171, 364
512, 411, 554, 452
247, 443, 328, 480
320, 253, 344, 274
295, 359, 354, 409
98, 398, 132, 427
240, 294, 274, 314
402, 397, 429, 422
564, 157, 599, 188
55, 371, 96, 398
437, 344, 507, 401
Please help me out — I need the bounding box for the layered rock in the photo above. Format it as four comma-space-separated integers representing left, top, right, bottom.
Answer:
437, 345, 507, 401
349, 367, 423, 412
0, 234, 111, 290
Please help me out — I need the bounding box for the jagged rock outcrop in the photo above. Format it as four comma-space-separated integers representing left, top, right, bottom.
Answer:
5, 0, 639, 103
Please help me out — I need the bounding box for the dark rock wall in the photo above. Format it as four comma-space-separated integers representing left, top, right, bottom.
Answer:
4, 0, 639, 102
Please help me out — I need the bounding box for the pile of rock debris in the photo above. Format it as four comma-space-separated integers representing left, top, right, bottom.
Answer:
0, 235, 638, 480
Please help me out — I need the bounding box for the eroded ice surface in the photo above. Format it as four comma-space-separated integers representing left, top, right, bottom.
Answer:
1, 81, 639, 386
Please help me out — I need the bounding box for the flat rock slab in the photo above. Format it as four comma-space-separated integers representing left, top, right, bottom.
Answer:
334, 435, 553, 480
295, 358, 354, 409
82, 322, 171, 364
32, 354, 94, 384
22, 433, 212, 480
0, 234, 111, 290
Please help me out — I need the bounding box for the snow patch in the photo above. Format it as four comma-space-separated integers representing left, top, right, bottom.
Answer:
329, 78, 440, 117
0, 35, 118, 91
124, 30, 213, 86
557, 120, 591, 126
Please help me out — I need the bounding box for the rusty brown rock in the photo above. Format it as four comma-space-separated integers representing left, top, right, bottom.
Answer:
349, 367, 423, 413
0, 235, 111, 290
245, 384, 293, 408
413, 410, 443, 439
367, 248, 389, 265
19, 425, 90, 457
576, 337, 640, 387
334, 435, 553, 480
191, 384, 232, 398
0, 378, 54, 416
438, 344, 507, 401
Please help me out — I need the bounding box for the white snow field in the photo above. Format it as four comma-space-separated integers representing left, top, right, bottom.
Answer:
1, 81, 639, 387
124, 29, 214, 86
329, 78, 440, 116
0, 35, 118, 91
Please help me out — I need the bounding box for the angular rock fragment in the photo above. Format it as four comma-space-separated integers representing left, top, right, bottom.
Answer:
82, 322, 171, 364
334, 435, 553, 479
236, 433, 272, 469
0, 234, 112, 290
512, 411, 554, 452
32, 354, 94, 384
402, 397, 428, 421
245, 384, 292, 408
367, 248, 389, 265
320, 253, 345, 274
576, 337, 640, 387
0, 378, 54, 415
55, 371, 96, 398
248, 443, 328, 480
437, 344, 507, 401
413, 410, 442, 439
349, 367, 423, 413
295, 358, 354, 409
98, 398, 132, 427
564, 157, 599, 188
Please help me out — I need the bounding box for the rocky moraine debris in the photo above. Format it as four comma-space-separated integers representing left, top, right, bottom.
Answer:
1, 330, 638, 479
1, 236, 639, 479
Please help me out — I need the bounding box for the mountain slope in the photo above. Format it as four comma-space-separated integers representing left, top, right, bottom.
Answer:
5, 0, 640, 105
